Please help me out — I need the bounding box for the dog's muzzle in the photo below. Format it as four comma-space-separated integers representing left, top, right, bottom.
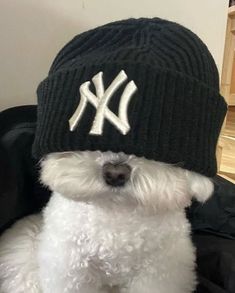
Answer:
102, 163, 131, 187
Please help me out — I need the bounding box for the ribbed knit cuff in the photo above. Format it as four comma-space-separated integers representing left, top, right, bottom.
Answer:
33, 62, 227, 177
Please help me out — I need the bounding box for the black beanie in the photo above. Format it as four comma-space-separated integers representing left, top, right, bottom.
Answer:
32, 18, 227, 177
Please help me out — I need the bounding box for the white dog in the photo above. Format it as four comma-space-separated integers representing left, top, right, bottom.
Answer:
0, 150, 213, 293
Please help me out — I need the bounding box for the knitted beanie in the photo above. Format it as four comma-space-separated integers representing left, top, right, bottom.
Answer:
32, 18, 227, 177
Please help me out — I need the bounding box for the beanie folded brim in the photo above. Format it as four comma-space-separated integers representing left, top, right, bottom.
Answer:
32, 62, 227, 177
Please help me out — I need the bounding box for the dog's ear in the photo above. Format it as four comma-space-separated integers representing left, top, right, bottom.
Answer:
185, 171, 214, 202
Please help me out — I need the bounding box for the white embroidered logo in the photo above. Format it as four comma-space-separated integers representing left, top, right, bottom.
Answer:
69, 70, 137, 135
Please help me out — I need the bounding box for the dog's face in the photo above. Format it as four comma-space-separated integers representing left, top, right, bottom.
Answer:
40, 151, 213, 211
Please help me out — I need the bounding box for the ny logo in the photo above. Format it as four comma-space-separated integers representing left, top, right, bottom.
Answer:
69, 70, 137, 135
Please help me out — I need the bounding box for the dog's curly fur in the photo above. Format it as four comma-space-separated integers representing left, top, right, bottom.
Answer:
0, 151, 213, 293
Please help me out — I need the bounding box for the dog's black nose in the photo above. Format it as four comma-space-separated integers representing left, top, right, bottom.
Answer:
103, 163, 131, 187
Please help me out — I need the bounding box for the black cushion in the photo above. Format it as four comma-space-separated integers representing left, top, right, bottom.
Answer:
0, 106, 50, 233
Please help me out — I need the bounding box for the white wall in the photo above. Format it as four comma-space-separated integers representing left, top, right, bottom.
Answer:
0, 0, 229, 110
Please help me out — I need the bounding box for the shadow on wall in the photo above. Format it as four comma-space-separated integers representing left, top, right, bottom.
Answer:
0, 0, 85, 110
1, 0, 151, 111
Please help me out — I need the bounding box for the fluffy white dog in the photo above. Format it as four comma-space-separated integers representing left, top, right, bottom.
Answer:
0, 150, 213, 293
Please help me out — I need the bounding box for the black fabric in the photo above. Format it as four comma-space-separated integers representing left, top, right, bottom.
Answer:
1, 106, 235, 293
194, 234, 235, 293
188, 176, 235, 239
0, 106, 50, 233
32, 18, 227, 177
